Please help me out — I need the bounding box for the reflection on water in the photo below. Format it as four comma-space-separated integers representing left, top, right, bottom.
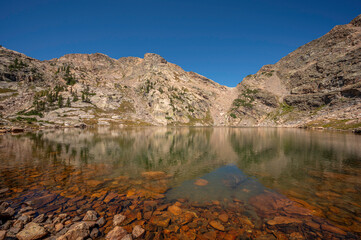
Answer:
0, 127, 361, 235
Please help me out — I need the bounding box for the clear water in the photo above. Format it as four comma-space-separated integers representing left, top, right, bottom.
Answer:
0, 127, 360, 235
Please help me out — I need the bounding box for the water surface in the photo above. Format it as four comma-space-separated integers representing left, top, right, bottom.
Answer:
0, 127, 360, 237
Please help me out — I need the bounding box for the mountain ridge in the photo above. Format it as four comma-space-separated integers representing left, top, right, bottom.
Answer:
0, 14, 360, 130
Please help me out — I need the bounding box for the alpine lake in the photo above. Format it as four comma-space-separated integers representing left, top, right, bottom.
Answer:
0, 127, 360, 239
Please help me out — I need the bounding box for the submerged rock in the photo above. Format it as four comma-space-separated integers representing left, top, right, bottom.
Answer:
194, 179, 208, 186
267, 216, 302, 226
167, 205, 182, 215
209, 220, 225, 231
141, 171, 168, 180
132, 225, 145, 238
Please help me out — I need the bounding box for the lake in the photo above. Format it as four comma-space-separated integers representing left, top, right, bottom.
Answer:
0, 127, 360, 239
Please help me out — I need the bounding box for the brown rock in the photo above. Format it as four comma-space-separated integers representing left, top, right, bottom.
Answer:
106, 226, 127, 240
55, 223, 64, 232
289, 232, 304, 239
209, 220, 225, 231
219, 213, 229, 223
168, 205, 182, 215
141, 171, 168, 180
0, 230, 6, 240
104, 192, 119, 203
321, 224, 346, 235
29, 194, 57, 209
16, 222, 47, 240
267, 216, 302, 226
202, 230, 217, 239
178, 212, 194, 225
194, 179, 208, 186
304, 220, 320, 230
150, 215, 171, 228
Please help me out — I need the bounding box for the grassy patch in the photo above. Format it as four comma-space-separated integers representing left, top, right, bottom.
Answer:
13, 116, 37, 124
0, 92, 18, 101
306, 119, 361, 130
0, 88, 17, 94
117, 101, 135, 113
17, 109, 44, 118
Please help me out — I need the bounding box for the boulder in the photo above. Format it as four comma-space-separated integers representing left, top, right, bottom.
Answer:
106, 226, 127, 240
57, 222, 90, 240
16, 222, 47, 240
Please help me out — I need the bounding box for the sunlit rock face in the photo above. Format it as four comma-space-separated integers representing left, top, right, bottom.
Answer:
228, 14, 361, 128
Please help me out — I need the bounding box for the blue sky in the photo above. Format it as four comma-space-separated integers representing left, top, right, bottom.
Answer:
1, 0, 360, 87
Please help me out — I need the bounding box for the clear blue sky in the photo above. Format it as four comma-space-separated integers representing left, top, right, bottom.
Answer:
1, 0, 360, 87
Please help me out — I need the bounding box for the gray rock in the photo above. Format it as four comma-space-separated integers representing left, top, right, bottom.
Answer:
1, 220, 12, 230
90, 228, 99, 239
16, 222, 47, 240
106, 226, 127, 240
113, 214, 126, 226
33, 214, 46, 223
57, 222, 90, 240
83, 210, 98, 221
132, 225, 145, 238
0, 188, 9, 194
96, 217, 105, 227
9, 220, 23, 234
122, 234, 133, 240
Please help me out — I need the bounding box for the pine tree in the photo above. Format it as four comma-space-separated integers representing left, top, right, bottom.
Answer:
66, 97, 71, 107
58, 95, 63, 108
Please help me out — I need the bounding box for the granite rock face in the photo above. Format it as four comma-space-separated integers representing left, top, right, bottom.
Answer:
228, 14, 361, 129
0, 15, 360, 130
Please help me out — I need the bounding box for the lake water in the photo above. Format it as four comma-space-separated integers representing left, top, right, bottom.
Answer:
0, 127, 360, 239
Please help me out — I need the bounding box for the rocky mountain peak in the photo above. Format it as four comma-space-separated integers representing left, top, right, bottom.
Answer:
0, 15, 360, 130
350, 14, 361, 27
143, 53, 167, 64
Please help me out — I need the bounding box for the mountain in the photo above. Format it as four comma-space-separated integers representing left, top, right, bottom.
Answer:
0, 15, 360, 130
228, 15, 361, 130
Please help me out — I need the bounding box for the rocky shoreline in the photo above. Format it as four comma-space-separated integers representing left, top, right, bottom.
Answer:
0, 174, 359, 240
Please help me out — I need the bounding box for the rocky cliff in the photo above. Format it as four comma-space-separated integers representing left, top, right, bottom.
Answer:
0, 15, 360, 130
229, 15, 361, 130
